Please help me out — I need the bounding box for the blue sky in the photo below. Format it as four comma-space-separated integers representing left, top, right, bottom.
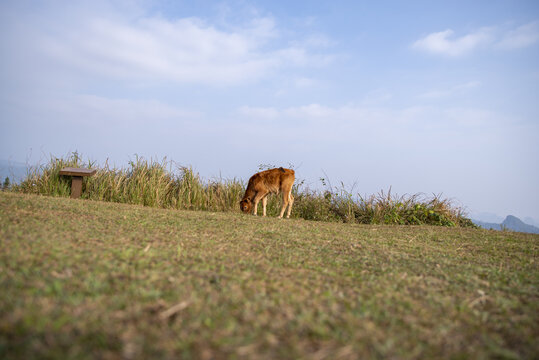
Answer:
1, 0, 538, 223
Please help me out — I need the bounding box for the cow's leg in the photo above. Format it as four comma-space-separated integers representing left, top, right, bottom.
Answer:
252, 192, 266, 216
278, 192, 290, 219
286, 193, 294, 219
262, 196, 268, 217
252, 199, 259, 216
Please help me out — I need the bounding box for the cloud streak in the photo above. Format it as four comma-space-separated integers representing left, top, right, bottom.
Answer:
497, 21, 539, 50
413, 21, 539, 56
412, 28, 493, 56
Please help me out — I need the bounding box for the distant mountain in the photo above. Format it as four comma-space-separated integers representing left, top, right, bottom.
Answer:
473, 215, 539, 234
502, 215, 539, 234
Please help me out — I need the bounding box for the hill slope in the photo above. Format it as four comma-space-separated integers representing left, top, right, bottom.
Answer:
1, 192, 537, 359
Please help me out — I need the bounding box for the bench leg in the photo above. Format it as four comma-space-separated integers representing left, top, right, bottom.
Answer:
71, 176, 83, 198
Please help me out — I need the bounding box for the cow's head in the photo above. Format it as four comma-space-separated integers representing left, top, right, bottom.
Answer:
240, 198, 252, 213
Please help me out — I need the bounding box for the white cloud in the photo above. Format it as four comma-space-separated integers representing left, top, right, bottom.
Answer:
497, 21, 539, 49
39, 17, 269, 84
412, 28, 493, 56
413, 21, 539, 56
14, 3, 333, 86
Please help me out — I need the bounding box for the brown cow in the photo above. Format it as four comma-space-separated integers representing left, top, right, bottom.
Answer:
240, 167, 295, 218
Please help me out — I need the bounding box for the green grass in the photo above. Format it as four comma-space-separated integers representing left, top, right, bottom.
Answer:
1, 192, 537, 359
13, 153, 474, 227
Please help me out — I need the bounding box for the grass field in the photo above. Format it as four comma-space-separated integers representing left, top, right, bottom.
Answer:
1, 192, 537, 359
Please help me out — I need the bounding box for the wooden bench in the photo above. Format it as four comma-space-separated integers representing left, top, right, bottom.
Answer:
59, 167, 97, 199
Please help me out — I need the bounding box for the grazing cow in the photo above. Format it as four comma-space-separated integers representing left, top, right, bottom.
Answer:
240, 167, 295, 218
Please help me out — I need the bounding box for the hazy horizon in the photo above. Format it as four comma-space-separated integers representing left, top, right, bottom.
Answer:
1, 0, 538, 223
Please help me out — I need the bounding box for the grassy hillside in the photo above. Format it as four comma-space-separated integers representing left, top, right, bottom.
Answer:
1, 192, 537, 359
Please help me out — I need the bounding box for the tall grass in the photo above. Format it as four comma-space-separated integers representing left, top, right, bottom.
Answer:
14, 153, 244, 212
14, 153, 475, 227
